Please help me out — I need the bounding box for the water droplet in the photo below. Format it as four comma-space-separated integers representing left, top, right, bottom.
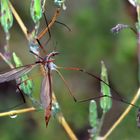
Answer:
10, 114, 17, 119
9, 111, 18, 119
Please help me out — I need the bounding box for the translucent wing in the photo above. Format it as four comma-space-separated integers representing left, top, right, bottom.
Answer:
0, 64, 37, 83
40, 71, 52, 126
40, 75, 51, 109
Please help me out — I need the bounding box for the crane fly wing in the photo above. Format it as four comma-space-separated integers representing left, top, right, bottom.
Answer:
40, 72, 52, 126
0, 64, 37, 83
40, 75, 51, 109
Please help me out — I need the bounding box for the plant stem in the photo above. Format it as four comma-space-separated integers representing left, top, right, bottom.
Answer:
102, 87, 140, 140
9, 2, 28, 38
0, 52, 14, 68
37, 9, 61, 40
94, 113, 105, 140
9, 1, 60, 42
52, 90, 78, 140
0, 105, 78, 140
0, 107, 36, 117
57, 113, 78, 140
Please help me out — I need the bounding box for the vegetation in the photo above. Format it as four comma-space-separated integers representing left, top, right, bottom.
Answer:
0, 0, 140, 140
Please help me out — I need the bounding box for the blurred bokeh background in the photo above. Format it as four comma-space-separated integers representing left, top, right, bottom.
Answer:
0, 0, 140, 139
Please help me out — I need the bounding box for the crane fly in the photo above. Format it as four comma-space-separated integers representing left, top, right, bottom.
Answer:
0, 5, 71, 125
1, 0, 139, 127
0, 51, 59, 126
0, 50, 140, 126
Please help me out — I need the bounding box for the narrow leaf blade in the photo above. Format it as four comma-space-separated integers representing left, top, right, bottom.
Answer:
100, 61, 112, 113
0, 0, 13, 33
89, 100, 98, 127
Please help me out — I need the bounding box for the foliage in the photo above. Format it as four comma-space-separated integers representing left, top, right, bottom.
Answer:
0, 0, 140, 140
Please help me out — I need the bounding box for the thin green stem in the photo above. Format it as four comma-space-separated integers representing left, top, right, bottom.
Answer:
93, 113, 105, 140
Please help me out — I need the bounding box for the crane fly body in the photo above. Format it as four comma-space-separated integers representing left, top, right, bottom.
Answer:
39, 51, 59, 126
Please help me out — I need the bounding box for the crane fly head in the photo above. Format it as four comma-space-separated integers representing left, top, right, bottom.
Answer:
44, 51, 60, 62
49, 51, 60, 58
41, 51, 59, 70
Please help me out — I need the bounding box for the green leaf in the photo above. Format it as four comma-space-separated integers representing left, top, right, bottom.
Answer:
100, 61, 112, 113
30, 0, 42, 23
19, 75, 33, 96
12, 52, 33, 96
12, 52, 23, 67
0, 0, 13, 33
89, 100, 98, 127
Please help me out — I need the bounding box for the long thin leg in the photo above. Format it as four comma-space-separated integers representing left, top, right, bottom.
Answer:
38, 10, 70, 48
55, 69, 77, 101
36, 38, 47, 54
37, 9, 61, 40
43, 12, 51, 45
29, 50, 44, 60
55, 20, 71, 31
58, 66, 123, 99
77, 94, 140, 109
43, 13, 71, 38
16, 85, 26, 103
0, 85, 26, 112
35, 12, 52, 53
57, 66, 139, 108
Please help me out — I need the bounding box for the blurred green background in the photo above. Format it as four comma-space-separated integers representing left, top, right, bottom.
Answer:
0, 0, 140, 140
